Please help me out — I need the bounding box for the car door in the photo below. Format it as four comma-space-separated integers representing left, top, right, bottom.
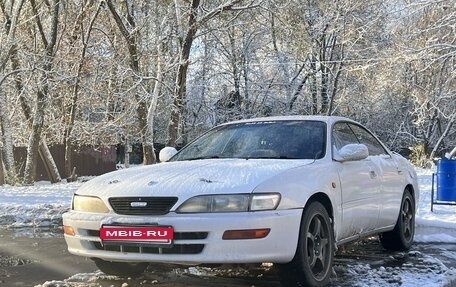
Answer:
348, 124, 403, 228
332, 122, 381, 240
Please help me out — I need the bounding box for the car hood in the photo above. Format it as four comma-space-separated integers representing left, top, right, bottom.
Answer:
76, 159, 314, 198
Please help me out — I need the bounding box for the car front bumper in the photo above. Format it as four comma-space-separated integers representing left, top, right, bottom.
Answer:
63, 209, 302, 265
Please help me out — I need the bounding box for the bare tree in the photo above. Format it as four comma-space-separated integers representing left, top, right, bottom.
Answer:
0, 0, 24, 183
166, 0, 254, 146
23, 0, 61, 184
4, 1, 62, 184
105, 0, 157, 164
64, 1, 102, 180
393, 0, 455, 163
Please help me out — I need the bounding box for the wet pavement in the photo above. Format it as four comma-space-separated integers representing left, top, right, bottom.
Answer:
0, 228, 96, 286
1, 228, 455, 287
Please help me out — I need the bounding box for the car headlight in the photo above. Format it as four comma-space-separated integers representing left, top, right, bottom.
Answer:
72, 194, 109, 213
250, 193, 281, 211
176, 193, 280, 213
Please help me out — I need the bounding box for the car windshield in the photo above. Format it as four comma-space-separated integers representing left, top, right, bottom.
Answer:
172, 120, 326, 161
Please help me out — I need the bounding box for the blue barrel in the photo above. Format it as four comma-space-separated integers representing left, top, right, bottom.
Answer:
437, 159, 456, 201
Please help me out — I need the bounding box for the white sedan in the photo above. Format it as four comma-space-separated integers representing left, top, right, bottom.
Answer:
63, 116, 418, 287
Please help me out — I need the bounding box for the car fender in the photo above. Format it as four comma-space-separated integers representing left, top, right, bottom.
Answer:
252, 161, 342, 240
392, 153, 420, 209
373, 153, 420, 230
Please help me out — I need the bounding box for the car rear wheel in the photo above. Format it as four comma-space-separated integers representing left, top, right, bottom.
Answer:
93, 259, 148, 277
379, 189, 415, 251
278, 201, 334, 287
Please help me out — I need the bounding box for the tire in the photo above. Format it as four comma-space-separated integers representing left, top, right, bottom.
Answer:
278, 201, 334, 287
379, 189, 415, 251
93, 259, 148, 277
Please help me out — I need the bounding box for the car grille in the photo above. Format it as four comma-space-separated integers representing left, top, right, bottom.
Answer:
109, 197, 178, 215
93, 242, 205, 254
87, 230, 208, 255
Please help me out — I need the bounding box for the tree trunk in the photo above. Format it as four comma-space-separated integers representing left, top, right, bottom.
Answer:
0, 0, 25, 184
125, 138, 130, 168
228, 31, 241, 98
310, 55, 318, 115
64, 139, 74, 181
145, 42, 164, 161
430, 114, 456, 159
11, 46, 61, 183
64, 2, 102, 180
0, 89, 17, 182
40, 139, 60, 183
289, 74, 310, 112
24, 90, 46, 184
320, 36, 329, 114
23, 0, 60, 184
138, 99, 155, 164
106, 0, 155, 164
0, 151, 4, 185
324, 34, 339, 116
167, 0, 201, 146
0, 0, 24, 70
327, 61, 343, 116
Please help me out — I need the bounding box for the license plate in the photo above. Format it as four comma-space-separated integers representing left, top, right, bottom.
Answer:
100, 226, 174, 245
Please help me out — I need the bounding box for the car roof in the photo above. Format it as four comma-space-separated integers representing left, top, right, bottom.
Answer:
221, 115, 357, 126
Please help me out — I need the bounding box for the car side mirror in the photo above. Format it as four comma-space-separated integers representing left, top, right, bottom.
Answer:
333, 144, 369, 162
159, 147, 178, 162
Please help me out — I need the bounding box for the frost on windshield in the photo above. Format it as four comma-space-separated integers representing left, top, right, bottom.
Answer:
173, 121, 326, 161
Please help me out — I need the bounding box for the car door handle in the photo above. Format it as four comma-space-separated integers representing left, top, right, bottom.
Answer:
397, 170, 404, 175
369, 171, 377, 179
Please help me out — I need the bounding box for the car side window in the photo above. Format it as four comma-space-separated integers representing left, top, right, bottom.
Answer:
348, 124, 388, 156
332, 123, 359, 150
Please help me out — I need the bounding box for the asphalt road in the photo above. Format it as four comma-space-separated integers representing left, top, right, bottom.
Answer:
0, 229, 95, 286
1, 228, 455, 287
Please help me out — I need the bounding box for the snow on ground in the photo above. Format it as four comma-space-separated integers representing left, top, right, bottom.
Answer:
333, 249, 456, 287
36, 271, 119, 287
0, 181, 81, 228
415, 168, 456, 243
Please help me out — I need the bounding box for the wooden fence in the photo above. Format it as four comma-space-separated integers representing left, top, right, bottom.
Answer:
12, 145, 117, 181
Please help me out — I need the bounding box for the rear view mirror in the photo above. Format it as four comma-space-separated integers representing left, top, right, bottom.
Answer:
159, 147, 178, 162
334, 144, 369, 162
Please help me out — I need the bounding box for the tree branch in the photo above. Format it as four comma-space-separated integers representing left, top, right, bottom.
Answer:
29, 0, 48, 47
198, 0, 249, 25
0, 68, 30, 87
105, 0, 131, 42
0, 0, 25, 70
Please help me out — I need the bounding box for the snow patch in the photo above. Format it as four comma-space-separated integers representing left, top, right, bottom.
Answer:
35, 271, 119, 287
415, 168, 456, 243
334, 252, 456, 287
0, 181, 80, 228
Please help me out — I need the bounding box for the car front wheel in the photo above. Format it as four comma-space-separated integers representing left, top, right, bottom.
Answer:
93, 259, 148, 277
278, 201, 334, 287
379, 189, 415, 251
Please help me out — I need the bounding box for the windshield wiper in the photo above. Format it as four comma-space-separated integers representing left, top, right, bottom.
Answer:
244, 155, 300, 160
185, 155, 220, 161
